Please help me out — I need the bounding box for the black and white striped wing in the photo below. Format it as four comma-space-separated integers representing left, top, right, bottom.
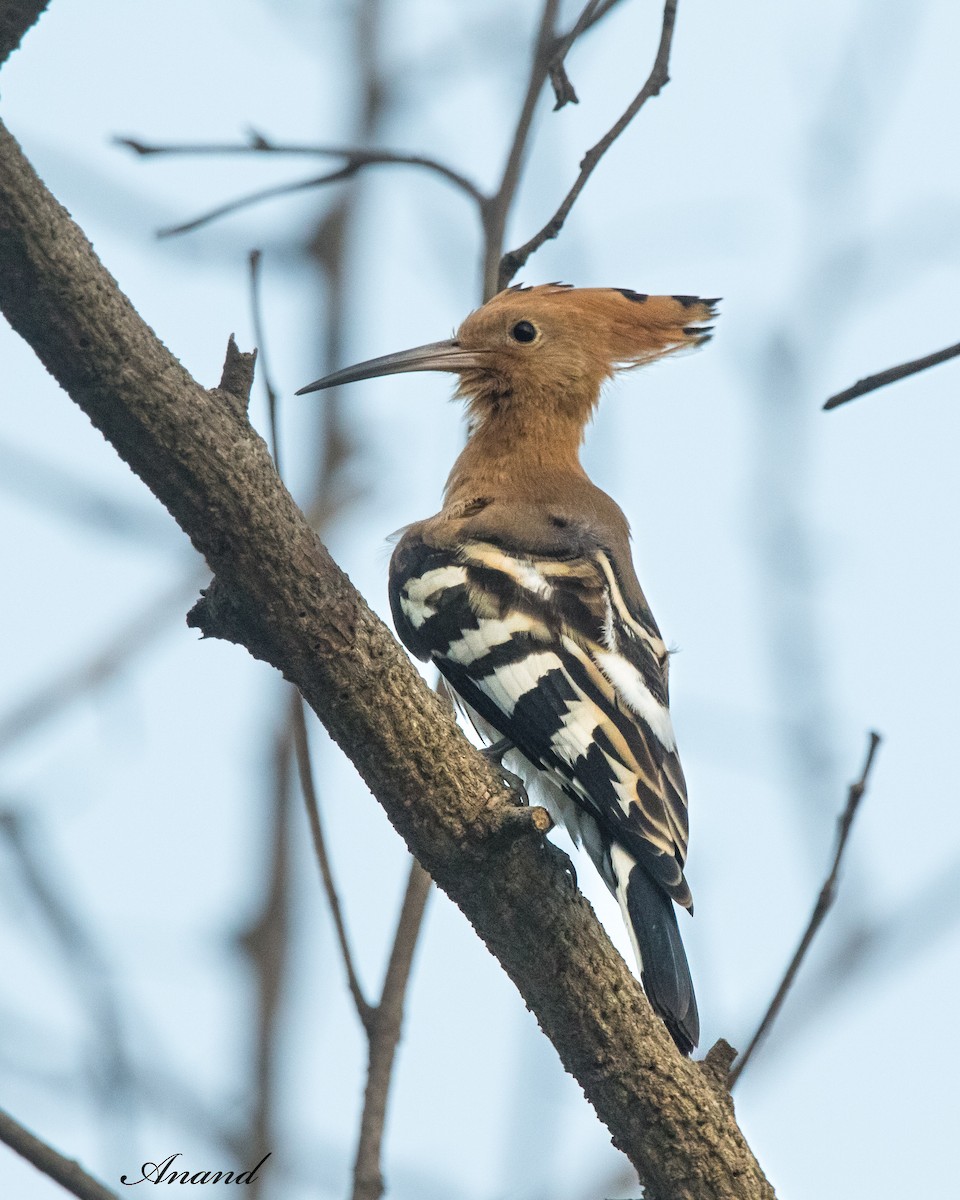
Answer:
389, 531, 691, 909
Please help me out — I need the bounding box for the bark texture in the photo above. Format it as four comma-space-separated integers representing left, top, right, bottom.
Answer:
0, 116, 774, 1200
0, 0, 50, 67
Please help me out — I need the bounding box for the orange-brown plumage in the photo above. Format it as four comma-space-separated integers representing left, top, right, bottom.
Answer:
444, 284, 715, 510
298, 284, 717, 1054
452, 284, 715, 425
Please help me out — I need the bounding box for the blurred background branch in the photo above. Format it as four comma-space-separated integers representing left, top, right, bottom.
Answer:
497, 0, 677, 290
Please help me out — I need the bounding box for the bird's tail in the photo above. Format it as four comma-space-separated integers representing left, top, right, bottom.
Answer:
611, 846, 699, 1055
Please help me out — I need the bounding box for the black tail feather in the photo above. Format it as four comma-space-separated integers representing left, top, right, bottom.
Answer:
625, 865, 699, 1054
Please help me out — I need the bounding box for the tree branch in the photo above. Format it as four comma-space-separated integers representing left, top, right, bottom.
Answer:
351, 859, 432, 1200
116, 136, 485, 204
728, 731, 882, 1087
498, 0, 678, 291
0, 114, 772, 1199
0, 1106, 118, 1200
114, 138, 484, 238
480, 0, 561, 299
291, 692, 372, 1025
546, 0, 605, 109
0, 0, 49, 68
823, 339, 960, 410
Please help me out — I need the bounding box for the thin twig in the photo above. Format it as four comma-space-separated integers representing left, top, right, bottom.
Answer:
0, 1106, 119, 1200
823, 339, 960, 410
728, 731, 882, 1088
497, 0, 562, 201
765, 846, 960, 1052
157, 167, 355, 237
248, 249, 281, 471
0, 814, 134, 1153
119, 140, 484, 237
117, 136, 484, 203
572, 0, 625, 37
351, 858, 432, 1200
480, 0, 561, 299
236, 719, 291, 1200
498, 0, 679, 291
291, 692, 372, 1025
546, 0, 604, 109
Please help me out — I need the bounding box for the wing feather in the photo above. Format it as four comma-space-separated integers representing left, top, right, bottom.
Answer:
389, 528, 691, 908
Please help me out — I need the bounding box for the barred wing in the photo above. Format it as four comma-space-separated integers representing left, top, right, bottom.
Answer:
389, 530, 691, 910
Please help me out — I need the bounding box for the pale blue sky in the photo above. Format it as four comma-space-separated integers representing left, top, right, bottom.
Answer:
2, 2, 959, 1197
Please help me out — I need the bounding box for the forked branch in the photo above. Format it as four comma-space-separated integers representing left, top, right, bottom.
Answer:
114, 137, 484, 237
497, 0, 678, 291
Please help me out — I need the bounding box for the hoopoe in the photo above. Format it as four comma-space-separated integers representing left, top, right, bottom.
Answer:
298, 284, 716, 1053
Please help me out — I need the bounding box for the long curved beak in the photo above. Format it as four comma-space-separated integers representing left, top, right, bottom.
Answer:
296, 338, 485, 395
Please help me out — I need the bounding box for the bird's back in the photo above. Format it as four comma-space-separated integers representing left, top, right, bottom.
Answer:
389, 501, 698, 1048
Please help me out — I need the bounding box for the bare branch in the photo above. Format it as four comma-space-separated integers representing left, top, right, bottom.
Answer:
0, 813, 135, 1138
0, 114, 773, 1198
352, 859, 432, 1200
498, 0, 679, 291
823, 339, 960, 410
766, 846, 960, 1052
546, 0, 633, 111
0, 1106, 118, 1200
292, 693, 372, 1026
157, 168, 357, 238
496, 0, 560, 202
116, 138, 485, 238
480, 0, 561, 298
115, 136, 484, 204
0, 0, 50, 68
729, 731, 882, 1088
236, 722, 291, 1200
547, 0, 605, 109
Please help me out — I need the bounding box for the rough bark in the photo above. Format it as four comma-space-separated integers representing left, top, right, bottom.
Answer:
0, 116, 774, 1199
0, 0, 50, 67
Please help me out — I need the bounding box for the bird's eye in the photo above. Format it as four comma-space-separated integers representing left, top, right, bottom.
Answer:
511, 320, 537, 344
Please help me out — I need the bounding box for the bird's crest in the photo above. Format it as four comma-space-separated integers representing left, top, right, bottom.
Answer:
461, 284, 717, 369
450, 285, 718, 420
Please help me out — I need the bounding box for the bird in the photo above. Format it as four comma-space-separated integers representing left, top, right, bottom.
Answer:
297, 283, 717, 1054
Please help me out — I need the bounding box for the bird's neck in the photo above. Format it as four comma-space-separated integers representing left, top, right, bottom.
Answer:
444, 400, 590, 507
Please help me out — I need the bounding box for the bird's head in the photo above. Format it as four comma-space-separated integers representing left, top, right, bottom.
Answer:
297, 284, 717, 427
